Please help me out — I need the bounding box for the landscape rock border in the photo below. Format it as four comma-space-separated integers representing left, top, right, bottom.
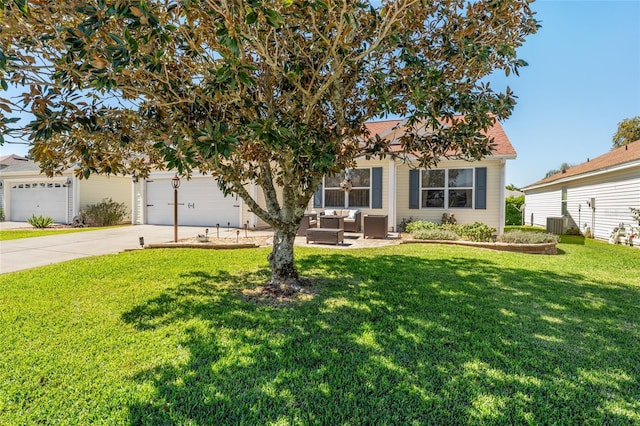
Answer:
401, 239, 558, 254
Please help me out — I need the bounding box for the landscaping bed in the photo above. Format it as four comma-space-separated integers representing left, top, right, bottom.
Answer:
401, 238, 558, 254
402, 221, 559, 254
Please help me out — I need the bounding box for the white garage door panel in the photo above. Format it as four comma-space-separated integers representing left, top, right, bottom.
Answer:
146, 178, 240, 227
10, 182, 68, 223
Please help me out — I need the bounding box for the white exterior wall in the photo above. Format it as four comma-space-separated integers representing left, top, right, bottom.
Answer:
78, 175, 133, 222
524, 164, 640, 241
566, 168, 639, 240
524, 189, 562, 228
395, 158, 507, 233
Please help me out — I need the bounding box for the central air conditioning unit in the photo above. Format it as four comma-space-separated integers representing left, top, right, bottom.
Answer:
546, 217, 566, 235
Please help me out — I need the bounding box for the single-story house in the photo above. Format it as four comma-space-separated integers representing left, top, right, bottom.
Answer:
1, 119, 516, 232
0, 155, 132, 224
522, 139, 640, 240
130, 118, 516, 234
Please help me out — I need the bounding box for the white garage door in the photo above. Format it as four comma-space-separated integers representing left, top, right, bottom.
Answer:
10, 181, 69, 223
146, 178, 241, 227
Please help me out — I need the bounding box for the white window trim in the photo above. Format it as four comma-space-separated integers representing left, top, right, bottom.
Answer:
420, 167, 475, 209
324, 167, 372, 209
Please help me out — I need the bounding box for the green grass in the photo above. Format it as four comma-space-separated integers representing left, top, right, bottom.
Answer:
0, 226, 116, 241
504, 225, 548, 233
1, 240, 639, 424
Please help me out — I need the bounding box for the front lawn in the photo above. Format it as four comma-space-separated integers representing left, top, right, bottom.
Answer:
0, 227, 113, 241
1, 240, 639, 424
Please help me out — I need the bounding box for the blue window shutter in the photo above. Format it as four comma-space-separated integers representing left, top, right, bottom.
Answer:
409, 169, 420, 209
475, 167, 487, 210
313, 182, 323, 208
371, 167, 383, 209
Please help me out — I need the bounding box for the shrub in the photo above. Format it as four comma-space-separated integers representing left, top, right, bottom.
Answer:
27, 214, 54, 228
84, 198, 128, 226
499, 230, 559, 244
505, 195, 524, 226
411, 228, 460, 240
0, 207, 4, 221
458, 222, 496, 242
564, 227, 582, 236
504, 226, 547, 233
397, 217, 416, 232
405, 220, 439, 233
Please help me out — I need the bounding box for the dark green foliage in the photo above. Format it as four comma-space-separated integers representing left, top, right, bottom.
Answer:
612, 117, 640, 149
83, 198, 127, 226
27, 214, 54, 228
564, 227, 582, 236
505, 195, 524, 225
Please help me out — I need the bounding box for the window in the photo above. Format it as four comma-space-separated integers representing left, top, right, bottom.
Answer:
561, 186, 568, 215
324, 168, 371, 208
421, 168, 473, 208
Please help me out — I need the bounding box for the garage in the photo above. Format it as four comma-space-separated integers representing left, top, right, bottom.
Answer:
9, 180, 70, 223
145, 177, 241, 227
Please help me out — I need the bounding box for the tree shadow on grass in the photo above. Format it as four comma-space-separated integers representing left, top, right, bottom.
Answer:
122, 253, 640, 425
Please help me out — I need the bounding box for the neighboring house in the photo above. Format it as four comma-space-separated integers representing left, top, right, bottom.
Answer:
522, 140, 640, 240
0, 159, 132, 224
505, 189, 525, 198
131, 118, 516, 234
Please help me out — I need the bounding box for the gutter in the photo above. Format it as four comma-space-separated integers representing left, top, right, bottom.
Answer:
523, 160, 640, 192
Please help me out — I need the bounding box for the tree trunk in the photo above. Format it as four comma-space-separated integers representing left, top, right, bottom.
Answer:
267, 226, 300, 288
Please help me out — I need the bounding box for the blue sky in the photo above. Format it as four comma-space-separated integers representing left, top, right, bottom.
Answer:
495, 0, 640, 188
2, 1, 639, 189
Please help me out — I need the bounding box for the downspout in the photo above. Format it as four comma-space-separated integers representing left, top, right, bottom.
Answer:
130, 176, 137, 225
72, 176, 80, 224
141, 178, 148, 224
388, 159, 396, 231
498, 159, 506, 235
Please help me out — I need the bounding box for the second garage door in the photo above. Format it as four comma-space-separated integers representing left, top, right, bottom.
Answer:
146, 178, 241, 227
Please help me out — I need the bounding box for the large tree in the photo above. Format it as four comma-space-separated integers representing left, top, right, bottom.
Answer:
612, 116, 640, 149
1, 0, 538, 288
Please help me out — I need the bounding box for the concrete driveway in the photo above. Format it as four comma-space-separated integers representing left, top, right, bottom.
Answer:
0, 224, 213, 274
1, 222, 402, 274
